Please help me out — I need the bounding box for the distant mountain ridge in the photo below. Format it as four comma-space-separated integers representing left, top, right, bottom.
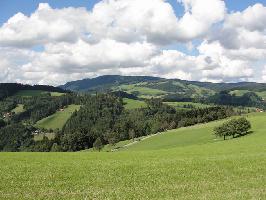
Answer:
59, 75, 266, 99
59, 75, 162, 91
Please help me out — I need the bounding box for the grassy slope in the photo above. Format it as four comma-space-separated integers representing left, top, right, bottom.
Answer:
164, 101, 211, 110
35, 105, 80, 130
50, 92, 65, 97
14, 90, 65, 97
0, 113, 265, 199
11, 104, 25, 114
115, 84, 167, 98
34, 133, 55, 141
123, 98, 147, 110
124, 113, 265, 151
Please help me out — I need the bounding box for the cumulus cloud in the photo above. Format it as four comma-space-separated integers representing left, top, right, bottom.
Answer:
0, 0, 226, 47
0, 0, 265, 85
211, 3, 266, 50
0, 5, 90, 48
176, 0, 225, 41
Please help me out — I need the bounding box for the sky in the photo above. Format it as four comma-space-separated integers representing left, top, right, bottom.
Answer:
0, 0, 265, 85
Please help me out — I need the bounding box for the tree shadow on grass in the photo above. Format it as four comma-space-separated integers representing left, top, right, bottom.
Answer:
233, 131, 254, 139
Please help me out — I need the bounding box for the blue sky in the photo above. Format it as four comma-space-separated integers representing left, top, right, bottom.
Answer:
0, 0, 265, 25
0, 0, 265, 84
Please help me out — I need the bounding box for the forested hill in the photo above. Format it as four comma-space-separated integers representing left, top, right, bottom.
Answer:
60, 75, 266, 99
0, 83, 67, 100
59, 75, 162, 91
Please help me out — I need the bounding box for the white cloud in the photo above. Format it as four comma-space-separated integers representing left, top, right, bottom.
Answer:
0, 0, 226, 47
226, 3, 266, 32
176, 0, 225, 40
0, 3, 90, 47
212, 3, 266, 50
197, 41, 254, 81
0, 1, 265, 85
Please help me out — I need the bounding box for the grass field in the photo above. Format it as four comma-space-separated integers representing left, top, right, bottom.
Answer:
0, 113, 265, 199
123, 98, 147, 109
34, 132, 55, 141
50, 92, 65, 97
164, 101, 211, 110
35, 105, 80, 130
115, 84, 167, 98
11, 104, 25, 114
84, 137, 145, 152
14, 90, 65, 97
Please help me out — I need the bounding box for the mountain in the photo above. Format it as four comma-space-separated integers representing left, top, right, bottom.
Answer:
59, 75, 214, 99
60, 75, 266, 99
59, 75, 162, 91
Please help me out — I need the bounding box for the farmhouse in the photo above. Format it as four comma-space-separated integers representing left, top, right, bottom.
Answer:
256, 108, 264, 113
3, 112, 12, 118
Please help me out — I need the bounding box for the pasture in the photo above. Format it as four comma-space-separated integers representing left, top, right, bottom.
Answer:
0, 113, 265, 199
11, 104, 25, 114
14, 90, 65, 97
116, 84, 167, 98
164, 101, 211, 110
35, 105, 80, 130
123, 98, 147, 110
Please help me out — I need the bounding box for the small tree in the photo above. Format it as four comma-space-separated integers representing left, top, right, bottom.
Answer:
168, 121, 177, 130
129, 129, 135, 141
106, 132, 119, 146
93, 137, 103, 152
50, 143, 61, 152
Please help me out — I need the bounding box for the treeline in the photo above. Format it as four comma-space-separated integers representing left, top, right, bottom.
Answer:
0, 123, 34, 151
12, 94, 78, 123
59, 94, 236, 151
0, 94, 237, 152
0, 123, 60, 152
0, 83, 67, 100
207, 91, 265, 108
0, 98, 17, 114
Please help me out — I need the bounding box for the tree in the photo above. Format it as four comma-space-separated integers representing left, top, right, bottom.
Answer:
129, 129, 135, 141
93, 137, 103, 152
50, 143, 61, 152
237, 117, 251, 136
0, 119, 6, 128
214, 117, 251, 140
214, 123, 230, 140
105, 132, 119, 146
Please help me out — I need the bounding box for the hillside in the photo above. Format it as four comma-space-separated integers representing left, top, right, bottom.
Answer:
35, 105, 81, 131
124, 113, 264, 151
60, 75, 215, 99
0, 83, 66, 100
60, 75, 266, 99
0, 113, 265, 199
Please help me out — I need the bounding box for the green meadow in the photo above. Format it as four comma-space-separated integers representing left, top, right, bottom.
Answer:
123, 98, 147, 110
164, 101, 211, 110
116, 84, 167, 98
11, 104, 25, 114
0, 112, 265, 199
14, 90, 65, 97
35, 105, 80, 130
